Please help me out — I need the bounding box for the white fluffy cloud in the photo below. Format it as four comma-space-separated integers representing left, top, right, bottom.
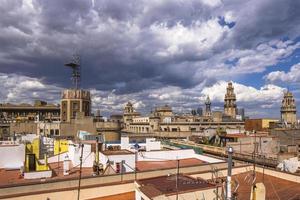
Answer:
0, 73, 62, 104
201, 40, 300, 80
151, 18, 229, 58
201, 80, 285, 103
265, 63, 300, 83
0, 71, 288, 118
90, 79, 286, 117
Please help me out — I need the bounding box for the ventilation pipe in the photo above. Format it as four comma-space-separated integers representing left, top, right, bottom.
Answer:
63, 155, 70, 176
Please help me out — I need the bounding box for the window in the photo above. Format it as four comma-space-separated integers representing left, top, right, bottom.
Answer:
73, 102, 79, 110
50, 129, 54, 136
55, 129, 59, 136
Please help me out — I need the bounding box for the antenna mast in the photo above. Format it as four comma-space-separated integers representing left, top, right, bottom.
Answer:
65, 54, 81, 89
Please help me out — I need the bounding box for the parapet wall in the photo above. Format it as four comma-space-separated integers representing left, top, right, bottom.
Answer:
61, 89, 91, 100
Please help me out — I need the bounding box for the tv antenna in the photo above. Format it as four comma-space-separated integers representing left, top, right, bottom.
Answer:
65, 54, 81, 89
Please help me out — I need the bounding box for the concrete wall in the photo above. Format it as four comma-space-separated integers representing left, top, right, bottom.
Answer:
227, 136, 279, 156
102, 131, 120, 142
4, 182, 134, 200
10, 122, 37, 135
20, 134, 38, 143
3, 164, 299, 200
68, 143, 94, 168
121, 137, 130, 149
60, 119, 121, 141
99, 153, 135, 173
167, 188, 217, 200
60, 119, 97, 136
245, 119, 278, 131
226, 128, 244, 134
0, 144, 25, 169
0, 162, 229, 199
145, 138, 160, 151
41, 152, 69, 164
36, 122, 60, 136
137, 149, 222, 163
24, 170, 52, 179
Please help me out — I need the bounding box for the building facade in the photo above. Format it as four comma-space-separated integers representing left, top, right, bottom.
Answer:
123, 102, 141, 129
281, 91, 297, 125
60, 89, 91, 122
0, 100, 60, 122
245, 118, 279, 131
123, 102, 245, 137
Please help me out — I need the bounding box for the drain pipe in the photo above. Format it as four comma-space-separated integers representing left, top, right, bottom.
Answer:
226, 146, 233, 200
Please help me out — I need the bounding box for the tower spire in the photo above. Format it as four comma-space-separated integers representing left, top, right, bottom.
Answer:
281, 90, 297, 125
205, 95, 211, 117
224, 82, 237, 119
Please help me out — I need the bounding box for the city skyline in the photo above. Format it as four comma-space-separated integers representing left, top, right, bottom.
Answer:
0, 0, 299, 117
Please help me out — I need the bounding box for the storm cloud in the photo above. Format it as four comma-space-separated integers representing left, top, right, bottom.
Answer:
0, 0, 299, 117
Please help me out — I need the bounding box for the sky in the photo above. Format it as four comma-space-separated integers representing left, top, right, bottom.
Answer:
0, 0, 300, 118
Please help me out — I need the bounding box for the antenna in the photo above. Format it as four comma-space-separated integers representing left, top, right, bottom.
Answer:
65, 54, 81, 89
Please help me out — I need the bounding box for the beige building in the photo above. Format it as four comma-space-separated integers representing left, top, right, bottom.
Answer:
2, 88, 121, 141
10, 122, 37, 135
123, 102, 244, 137
281, 91, 297, 124
60, 89, 91, 122
123, 102, 141, 129
37, 122, 60, 136
153, 105, 173, 119
224, 82, 237, 119
212, 111, 223, 122
245, 118, 279, 131
0, 100, 60, 122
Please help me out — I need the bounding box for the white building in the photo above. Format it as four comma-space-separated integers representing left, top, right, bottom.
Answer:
0, 143, 25, 169
99, 150, 135, 173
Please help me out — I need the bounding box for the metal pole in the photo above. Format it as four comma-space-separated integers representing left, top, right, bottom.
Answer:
176, 159, 179, 200
96, 137, 99, 175
263, 155, 265, 183
135, 150, 137, 180
226, 146, 233, 200
57, 138, 60, 175
253, 132, 256, 177
77, 144, 84, 200
121, 160, 125, 182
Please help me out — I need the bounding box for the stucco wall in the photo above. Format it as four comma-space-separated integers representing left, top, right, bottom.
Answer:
0, 144, 25, 169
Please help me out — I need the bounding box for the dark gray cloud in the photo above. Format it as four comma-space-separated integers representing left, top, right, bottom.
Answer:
0, 0, 299, 117
222, 0, 300, 48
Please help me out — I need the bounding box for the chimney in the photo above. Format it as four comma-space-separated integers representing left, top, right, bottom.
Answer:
63, 155, 70, 176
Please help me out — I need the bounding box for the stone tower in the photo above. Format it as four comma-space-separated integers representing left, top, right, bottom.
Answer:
224, 82, 237, 119
123, 102, 140, 129
124, 102, 134, 114
205, 96, 212, 117
281, 91, 297, 124
60, 89, 91, 122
